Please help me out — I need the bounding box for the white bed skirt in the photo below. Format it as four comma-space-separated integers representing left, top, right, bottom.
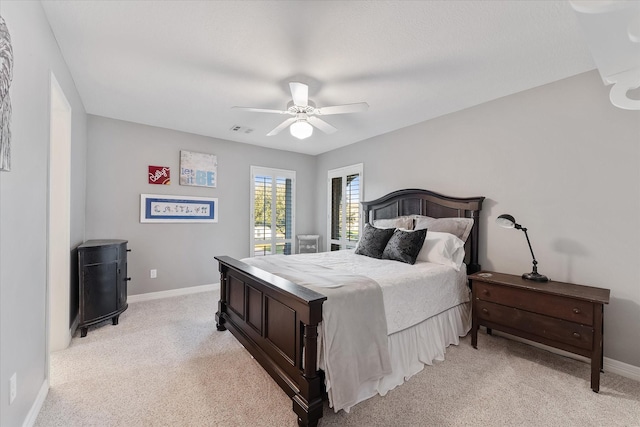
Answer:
336, 302, 471, 413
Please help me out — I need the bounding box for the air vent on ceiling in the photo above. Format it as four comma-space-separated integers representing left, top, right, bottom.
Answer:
230, 125, 254, 134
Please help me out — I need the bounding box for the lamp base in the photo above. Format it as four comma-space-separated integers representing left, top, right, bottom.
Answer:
522, 272, 549, 282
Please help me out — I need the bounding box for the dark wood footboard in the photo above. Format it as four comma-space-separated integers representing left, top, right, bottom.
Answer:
215, 256, 327, 427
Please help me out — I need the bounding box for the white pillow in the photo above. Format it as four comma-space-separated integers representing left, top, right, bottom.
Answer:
372, 216, 413, 230
416, 231, 465, 270
414, 216, 474, 242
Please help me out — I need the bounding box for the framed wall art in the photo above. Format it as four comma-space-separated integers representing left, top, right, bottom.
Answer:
179, 150, 217, 188
0, 15, 14, 172
140, 194, 218, 223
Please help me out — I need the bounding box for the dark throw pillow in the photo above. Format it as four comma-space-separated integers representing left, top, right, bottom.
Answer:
354, 223, 395, 259
382, 228, 428, 264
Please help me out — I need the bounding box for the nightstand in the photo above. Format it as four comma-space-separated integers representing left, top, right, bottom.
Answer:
469, 271, 610, 392
297, 235, 320, 254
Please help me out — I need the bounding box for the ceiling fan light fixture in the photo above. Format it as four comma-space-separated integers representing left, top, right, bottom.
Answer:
290, 120, 313, 140
233, 81, 368, 137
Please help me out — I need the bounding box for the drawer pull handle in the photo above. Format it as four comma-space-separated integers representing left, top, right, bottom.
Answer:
482, 289, 489, 295
572, 332, 581, 338
573, 308, 581, 314
482, 308, 489, 314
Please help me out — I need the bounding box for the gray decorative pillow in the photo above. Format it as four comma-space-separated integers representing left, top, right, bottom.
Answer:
382, 228, 428, 264
355, 223, 395, 259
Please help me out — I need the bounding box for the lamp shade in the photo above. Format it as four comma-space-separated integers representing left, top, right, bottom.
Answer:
496, 214, 516, 229
290, 120, 313, 140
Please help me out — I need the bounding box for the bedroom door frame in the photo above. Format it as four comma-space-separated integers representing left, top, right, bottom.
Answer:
46, 71, 73, 368
326, 163, 363, 251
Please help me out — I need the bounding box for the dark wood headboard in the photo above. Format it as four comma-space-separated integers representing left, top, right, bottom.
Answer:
361, 188, 485, 274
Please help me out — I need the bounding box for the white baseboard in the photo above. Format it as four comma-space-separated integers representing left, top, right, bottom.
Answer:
605, 357, 640, 382
490, 329, 640, 382
23, 379, 49, 427
128, 283, 220, 303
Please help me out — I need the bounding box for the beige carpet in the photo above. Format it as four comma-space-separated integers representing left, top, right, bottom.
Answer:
36, 291, 640, 427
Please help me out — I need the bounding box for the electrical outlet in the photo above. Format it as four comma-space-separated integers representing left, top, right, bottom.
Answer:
150, 269, 157, 279
9, 372, 16, 405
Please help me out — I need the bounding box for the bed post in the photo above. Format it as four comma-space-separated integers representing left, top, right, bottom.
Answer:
215, 270, 227, 331
293, 323, 323, 427
467, 208, 481, 274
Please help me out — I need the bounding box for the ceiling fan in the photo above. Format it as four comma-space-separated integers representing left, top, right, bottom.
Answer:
232, 82, 369, 140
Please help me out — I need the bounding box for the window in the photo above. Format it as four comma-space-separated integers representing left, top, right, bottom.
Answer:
250, 166, 295, 257
327, 164, 363, 251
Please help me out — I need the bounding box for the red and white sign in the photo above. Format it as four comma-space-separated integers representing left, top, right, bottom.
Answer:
148, 166, 171, 185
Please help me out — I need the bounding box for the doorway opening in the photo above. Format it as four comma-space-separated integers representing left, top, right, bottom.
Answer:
47, 71, 72, 377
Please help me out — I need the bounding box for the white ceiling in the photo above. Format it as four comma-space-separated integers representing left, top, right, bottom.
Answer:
41, 0, 596, 155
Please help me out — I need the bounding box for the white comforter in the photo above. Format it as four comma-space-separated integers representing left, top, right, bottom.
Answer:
241, 250, 469, 412
288, 250, 470, 334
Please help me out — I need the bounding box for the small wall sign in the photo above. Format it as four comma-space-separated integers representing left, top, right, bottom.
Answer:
148, 165, 171, 185
180, 150, 217, 188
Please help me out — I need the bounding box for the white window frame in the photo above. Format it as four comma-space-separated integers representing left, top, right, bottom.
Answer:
327, 163, 363, 251
250, 166, 296, 257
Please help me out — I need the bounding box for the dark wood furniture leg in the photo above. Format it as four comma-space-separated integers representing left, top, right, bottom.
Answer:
215, 271, 227, 331
592, 303, 604, 392
600, 310, 605, 374
471, 307, 478, 348
294, 324, 323, 427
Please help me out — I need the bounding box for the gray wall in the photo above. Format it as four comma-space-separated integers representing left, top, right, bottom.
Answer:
2, 7, 638, 425
86, 115, 316, 295
315, 70, 640, 367
0, 2, 87, 425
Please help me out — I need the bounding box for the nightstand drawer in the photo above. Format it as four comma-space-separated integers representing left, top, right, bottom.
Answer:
474, 282, 594, 326
476, 300, 594, 350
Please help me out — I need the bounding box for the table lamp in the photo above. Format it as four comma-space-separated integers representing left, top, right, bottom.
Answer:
496, 214, 549, 282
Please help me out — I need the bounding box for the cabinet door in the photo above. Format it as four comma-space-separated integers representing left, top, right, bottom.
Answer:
82, 262, 118, 321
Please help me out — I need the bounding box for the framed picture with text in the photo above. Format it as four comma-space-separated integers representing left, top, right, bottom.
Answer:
140, 194, 218, 223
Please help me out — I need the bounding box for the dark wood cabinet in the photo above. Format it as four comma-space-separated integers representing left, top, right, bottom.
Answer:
469, 271, 610, 392
78, 239, 130, 337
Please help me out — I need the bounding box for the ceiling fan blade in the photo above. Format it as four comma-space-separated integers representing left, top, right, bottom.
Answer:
315, 102, 369, 115
289, 82, 308, 107
267, 117, 297, 136
308, 116, 337, 134
232, 106, 289, 114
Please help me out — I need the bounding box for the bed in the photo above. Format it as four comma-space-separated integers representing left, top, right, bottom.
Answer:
215, 188, 484, 426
